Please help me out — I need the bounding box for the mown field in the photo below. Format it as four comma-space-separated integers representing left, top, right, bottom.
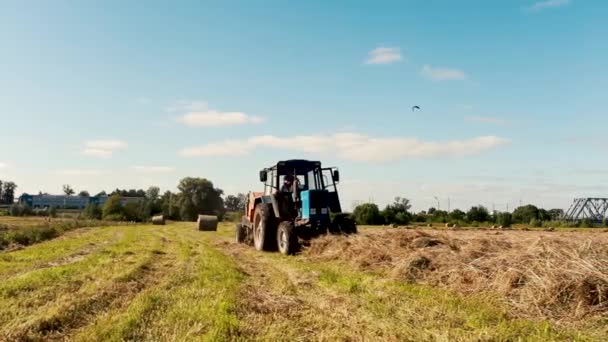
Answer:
0, 219, 606, 341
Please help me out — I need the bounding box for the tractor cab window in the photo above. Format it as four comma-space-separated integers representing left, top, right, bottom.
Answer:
264, 169, 276, 196
322, 169, 337, 193
307, 170, 322, 190
279, 174, 307, 191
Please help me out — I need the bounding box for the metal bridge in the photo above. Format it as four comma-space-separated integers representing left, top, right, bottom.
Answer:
563, 198, 608, 222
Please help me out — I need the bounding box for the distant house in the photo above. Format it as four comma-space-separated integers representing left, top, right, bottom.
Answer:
18, 194, 144, 209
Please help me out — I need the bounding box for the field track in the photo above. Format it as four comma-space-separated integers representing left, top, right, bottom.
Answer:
0, 222, 606, 341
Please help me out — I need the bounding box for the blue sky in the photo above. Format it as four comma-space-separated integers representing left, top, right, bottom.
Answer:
1, 0, 607, 212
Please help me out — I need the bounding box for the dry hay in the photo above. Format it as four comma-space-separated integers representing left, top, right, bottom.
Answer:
304, 229, 608, 323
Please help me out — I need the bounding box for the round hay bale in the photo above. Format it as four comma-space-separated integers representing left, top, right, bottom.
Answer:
521, 227, 530, 231
197, 215, 218, 231
491, 225, 497, 229
544, 227, 555, 232
426, 223, 432, 228
391, 223, 399, 228
445, 223, 451, 228
151, 215, 165, 225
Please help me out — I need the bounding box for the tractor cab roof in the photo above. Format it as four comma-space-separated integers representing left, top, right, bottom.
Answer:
264, 159, 322, 175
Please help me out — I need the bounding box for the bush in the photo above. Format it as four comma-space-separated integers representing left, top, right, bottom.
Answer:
9, 204, 33, 217
103, 195, 124, 219
83, 203, 102, 220
353, 203, 384, 225
49, 206, 58, 218
580, 218, 595, 228
496, 212, 512, 228
123, 202, 144, 222
104, 214, 125, 222
529, 218, 542, 227
223, 211, 242, 222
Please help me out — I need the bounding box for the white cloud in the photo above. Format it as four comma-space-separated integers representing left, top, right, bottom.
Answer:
364, 47, 403, 65
82, 139, 128, 158
57, 169, 105, 176
130, 166, 176, 173
180, 132, 508, 162
178, 111, 264, 127
85, 139, 128, 150
171, 101, 264, 127
82, 148, 113, 158
465, 116, 509, 125
421, 64, 467, 81
527, 0, 571, 12
0, 162, 6, 169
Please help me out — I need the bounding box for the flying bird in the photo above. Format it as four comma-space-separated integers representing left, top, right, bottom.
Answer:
412, 105, 420, 112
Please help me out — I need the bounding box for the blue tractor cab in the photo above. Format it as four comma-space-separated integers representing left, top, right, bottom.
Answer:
237, 159, 356, 255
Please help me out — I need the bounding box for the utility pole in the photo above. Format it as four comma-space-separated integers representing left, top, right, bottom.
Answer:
447, 197, 450, 212
434, 196, 440, 211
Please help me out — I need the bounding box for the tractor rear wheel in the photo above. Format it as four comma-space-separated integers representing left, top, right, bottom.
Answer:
253, 204, 276, 251
235, 223, 246, 243
277, 221, 298, 255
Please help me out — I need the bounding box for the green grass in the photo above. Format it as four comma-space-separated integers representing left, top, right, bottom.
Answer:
0, 222, 604, 341
0, 216, 122, 250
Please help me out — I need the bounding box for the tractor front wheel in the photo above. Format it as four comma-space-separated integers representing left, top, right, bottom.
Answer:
253, 204, 276, 251
277, 221, 298, 255
235, 223, 246, 244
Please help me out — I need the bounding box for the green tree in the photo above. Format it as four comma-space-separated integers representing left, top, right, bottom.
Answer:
466, 205, 490, 222
448, 209, 466, 222
78, 190, 90, 197
146, 186, 160, 200
177, 177, 225, 221
83, 203, 102, 220
63, 184, 75, 196
95, 191, 107, 197
381, 197, 411, 224
353, 203, 383, 225
548, 208, 564, 220
496, 212, 512, 227
102, 194, 124, 219
1, 181, 17, 204
160, 191, 180, 220
225, 193, 247, 212
431, 210, 449, 223
123, 202, 144, 221
512, 205, 539, 224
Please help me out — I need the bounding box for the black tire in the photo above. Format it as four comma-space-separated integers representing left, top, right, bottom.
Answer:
277, 221, 298, 255
331, 215, 357, 235
253, 204, 276, 251
235, 223, 246, 243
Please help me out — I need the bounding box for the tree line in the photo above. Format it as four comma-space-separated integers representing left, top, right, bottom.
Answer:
7, 177, 233, 223
352, 198, 568, 227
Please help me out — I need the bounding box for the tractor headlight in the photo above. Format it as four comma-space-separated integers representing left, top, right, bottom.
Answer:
310, 208, 317, 215
321, 208, 328, 214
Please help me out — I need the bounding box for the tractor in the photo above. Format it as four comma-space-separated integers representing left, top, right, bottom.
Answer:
235, 159, 356, 255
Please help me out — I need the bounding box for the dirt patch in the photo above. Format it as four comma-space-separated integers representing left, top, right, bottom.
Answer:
304, 228, 608, 323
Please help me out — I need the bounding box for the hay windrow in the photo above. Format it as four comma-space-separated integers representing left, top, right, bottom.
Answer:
304, 228, 608, 323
